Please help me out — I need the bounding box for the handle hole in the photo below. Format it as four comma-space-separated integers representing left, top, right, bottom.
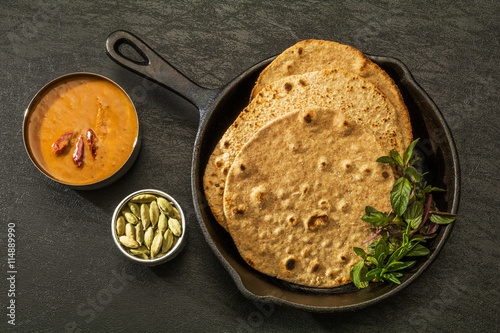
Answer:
114, 38, 149, 66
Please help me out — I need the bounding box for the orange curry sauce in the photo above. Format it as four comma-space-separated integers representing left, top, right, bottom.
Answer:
26, 75, 138, 185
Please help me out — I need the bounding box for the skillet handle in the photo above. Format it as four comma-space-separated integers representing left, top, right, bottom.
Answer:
105, 30, 216, 110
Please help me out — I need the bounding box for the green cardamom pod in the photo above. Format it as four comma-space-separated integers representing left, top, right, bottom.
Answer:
125, 223, 135, 240
116, 216, 125, 236
158, 213, 168, 233
119, 236, 139, 248
132, 252, 149, 260
127, 202, 141, 218
141, 203, 151, 230
168, 218, 182, 237
162, 229, 174, 253
130, 193, 158, 203
172, 207, 182, 221
129, 246, 150, 255
135, 223, 144, 246
151, 232, 163, 258
150, 200, 160, 228
157, 197, 174, 217
123, 211, 139, 225
144, 227, 154, 250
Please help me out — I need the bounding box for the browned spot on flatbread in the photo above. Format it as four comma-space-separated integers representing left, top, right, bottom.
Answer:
319, 199, 329, 209
306, 214, 328, 230
232, 205, 245, 215
245, 258, 255, 267
302, 185, 309, 195
285, 258, 296, 270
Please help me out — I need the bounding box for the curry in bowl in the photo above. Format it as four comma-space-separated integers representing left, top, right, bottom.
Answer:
24, 73, 139, 186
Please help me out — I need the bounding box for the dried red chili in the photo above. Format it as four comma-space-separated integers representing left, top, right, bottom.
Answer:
73, 134, 84, 167
52, 131, 74, 154
86, 128, 97, 159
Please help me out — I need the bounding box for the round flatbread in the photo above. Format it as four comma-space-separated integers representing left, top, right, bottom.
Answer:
204, 68, 404, 228
250, 39, 412, 147
223, 106, 394, 288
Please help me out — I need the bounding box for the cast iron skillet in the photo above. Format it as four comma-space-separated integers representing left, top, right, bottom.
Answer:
105, 30, 460, 312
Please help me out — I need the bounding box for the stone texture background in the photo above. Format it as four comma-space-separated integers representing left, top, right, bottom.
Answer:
1, 0, 498, 332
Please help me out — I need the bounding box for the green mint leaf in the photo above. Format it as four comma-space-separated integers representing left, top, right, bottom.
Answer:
403, 200, 424, 229
383, 273, 402, 284
402, 232, 409, 246
376, 156, 397, 164
404, 166, 421, 183
387, 238, 400, 253
391, 214, 406, 227
367, 241, 377, 254
386, 260, 416, 272
366, 256, 379, 266
403, 139, 420, 166
350, 260, 369, 289
361, 211, 391, 227
386, 246, 406, 266
424, 185, 446, 194
406, 244, 430, 256
389, 150, 404, 167
377, 253, 388, 267
402, 223, 412, 245
409, 154, 422, 166
390, 177, 413, 216
353, 247, 367, 259
374, 238, 390, 257
429, 212, 457, 224
366, 267, 382, 278
410, 237, 427, 243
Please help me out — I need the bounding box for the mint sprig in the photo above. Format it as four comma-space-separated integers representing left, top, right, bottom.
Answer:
351, 139, 457, 288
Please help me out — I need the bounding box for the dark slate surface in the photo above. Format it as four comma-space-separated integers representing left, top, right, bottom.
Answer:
1, 0, 498, 332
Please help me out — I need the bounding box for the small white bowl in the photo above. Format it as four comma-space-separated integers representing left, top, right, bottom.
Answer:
111, 189, 186, 266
